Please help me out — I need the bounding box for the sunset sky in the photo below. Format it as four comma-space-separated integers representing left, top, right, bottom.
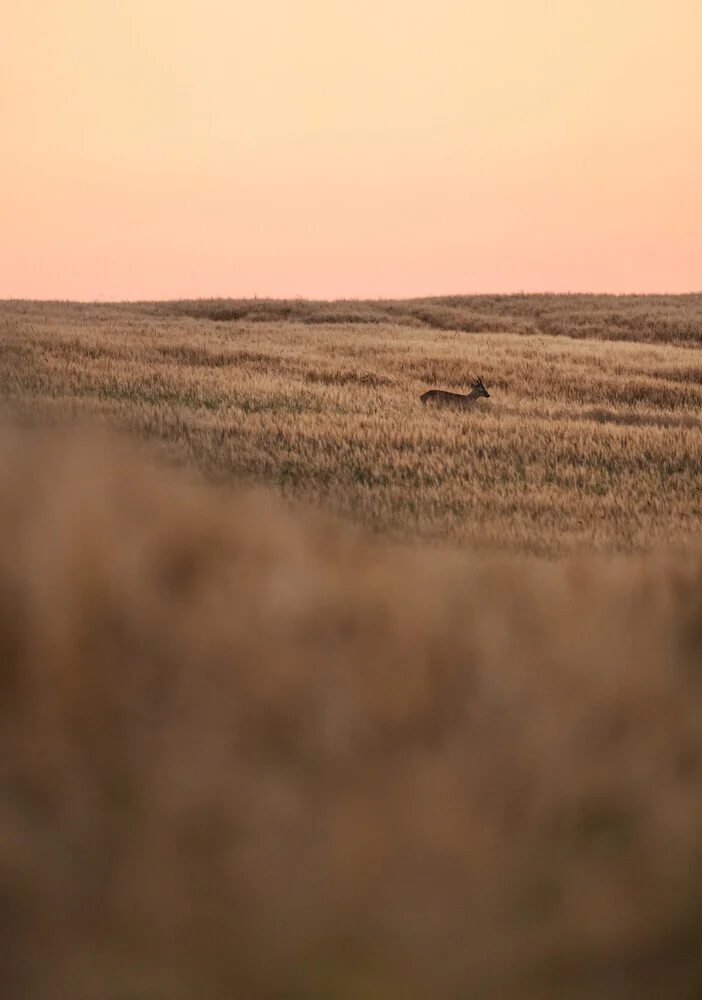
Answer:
3, 0, 700, 300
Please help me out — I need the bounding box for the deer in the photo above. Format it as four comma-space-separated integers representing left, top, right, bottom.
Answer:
420, 376, 490, 408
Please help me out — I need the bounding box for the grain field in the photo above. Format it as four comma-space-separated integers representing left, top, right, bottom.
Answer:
1, 295, 701, 556
1, 296, 702, 999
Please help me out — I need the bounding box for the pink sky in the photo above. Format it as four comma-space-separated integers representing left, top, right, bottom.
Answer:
2, 0, 701, 300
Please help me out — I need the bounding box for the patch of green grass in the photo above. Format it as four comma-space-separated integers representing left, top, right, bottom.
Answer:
239, 395, 320, 415
86, 384, 226, 410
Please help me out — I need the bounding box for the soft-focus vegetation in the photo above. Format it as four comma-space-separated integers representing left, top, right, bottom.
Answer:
0, 427, 701, 999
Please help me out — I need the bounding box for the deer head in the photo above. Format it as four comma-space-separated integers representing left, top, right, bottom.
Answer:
471, 376, 490, 398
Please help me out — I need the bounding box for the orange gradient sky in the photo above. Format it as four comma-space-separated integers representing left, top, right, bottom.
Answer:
2, 0, 701, 299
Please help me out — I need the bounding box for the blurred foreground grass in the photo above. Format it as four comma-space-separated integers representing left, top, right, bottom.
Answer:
1, 427, 701, 999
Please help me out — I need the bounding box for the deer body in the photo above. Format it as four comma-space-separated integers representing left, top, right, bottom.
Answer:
420, 377, 490, 408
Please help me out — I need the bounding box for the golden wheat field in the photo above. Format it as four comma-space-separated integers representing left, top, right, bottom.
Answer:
1, 296, 702, 999
2, 295, 701, 555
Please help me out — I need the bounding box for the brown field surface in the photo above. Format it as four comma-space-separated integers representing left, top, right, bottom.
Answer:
1, 295, 701, 555
1, 296, 702, 998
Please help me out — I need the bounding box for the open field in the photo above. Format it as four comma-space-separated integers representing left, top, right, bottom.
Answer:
1, 296, 702, 998
1, 295, 701, 555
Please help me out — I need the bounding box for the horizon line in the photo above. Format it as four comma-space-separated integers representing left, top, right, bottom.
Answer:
3, 290, 702, 306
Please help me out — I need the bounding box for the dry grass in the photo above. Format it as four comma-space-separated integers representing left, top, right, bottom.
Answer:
1, 297, 700, 556
158, 292, 702, 345
1, 297, 702, 998
1, 426, 702, 1000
